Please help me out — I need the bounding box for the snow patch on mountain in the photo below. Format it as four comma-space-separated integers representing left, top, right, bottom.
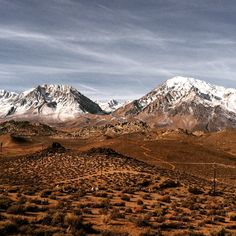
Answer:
96, 99, 127, 113
138, 76, 236, 113
0, 84, 104, 121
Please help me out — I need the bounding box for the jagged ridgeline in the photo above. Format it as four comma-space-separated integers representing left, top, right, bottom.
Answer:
0, 77, 236, 131
0, 84, 104, 120
115, 76, 236, 131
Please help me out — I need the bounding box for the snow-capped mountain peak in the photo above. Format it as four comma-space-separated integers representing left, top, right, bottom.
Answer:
96, 99, 126, 113
0, 84, 104, 121
0, 90, 18, 99
138, 76, 236, 113
115, 76, 236, 131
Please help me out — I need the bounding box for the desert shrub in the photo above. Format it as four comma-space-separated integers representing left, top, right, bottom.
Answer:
74, 209, 83, 216
230, 214, 236, 221
25, 204, 47, 212
210, 227, 232, 236
159, 179, 180, 189
188, 186, 204, 195
138, 180, 151, 187
125, 207, 132, 214
156, 216, 165, 223
95, 192, 108, 198
0, 222, 19, 235
82, 208, 93, 214
113, 202, 125, 207
160, 222, 184, 229
99, 208, 109, 215
0, 196, 13, 210
93, 199, 111, 209
40, 189, 52, 198
17, 196, 27, 205
64, 218, 98, 235
137, 199, 144, 205
64, 213, 83, 230
122, 188, 135, 194
61, 185, 77, 194
30, 198, 49, 205
8, 187, 19, 193
143, 193, 152, 200
40, 213, 53, 225
110, 209, 125, 220
7, 205, 25, 214
23, 188, 38, 196
213, 216, 225, 223
121, 194, 130, 201
51, 212, 65, 226
12, 217, 29, 226
155, 207, 168, 217
135, 217, 150, 227
56, 200, 65, 209
0, 213, 6, 220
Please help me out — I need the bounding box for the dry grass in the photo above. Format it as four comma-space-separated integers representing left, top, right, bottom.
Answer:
0, 122, 236, 235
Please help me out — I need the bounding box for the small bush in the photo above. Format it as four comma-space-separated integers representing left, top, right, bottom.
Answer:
135, 218, 150, 227
0, 197, 13, 210
143, 194, 152, 200
64, 213, 83, 230
40, 213, 53, 225
12, 217, 29, 226
95, 192, 108, 198
110, 209, 125, 220
51, 212, 65, 226
125, 207, 132, 214
113, 202, 125, 207
0, 222, 19, 235
188, 186, 204, 195
7, 205, 25, 214
30, 198, 49, 205
230, 214, 236, 221
159, 179, 180, 189
160, 222, 184, 229
137, 199, 144, 205
121, 194, 130, 201
40, 189, 52, 198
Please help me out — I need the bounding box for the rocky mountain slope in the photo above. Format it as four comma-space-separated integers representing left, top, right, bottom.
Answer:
96, 99, 126, 113
0, 84, 104, 121
115, 76, 236, 131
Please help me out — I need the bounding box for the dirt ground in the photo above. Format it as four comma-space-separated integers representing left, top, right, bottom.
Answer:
0, 127, 236, 235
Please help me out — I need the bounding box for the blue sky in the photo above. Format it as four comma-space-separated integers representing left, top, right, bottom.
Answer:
0, 0, 236, 100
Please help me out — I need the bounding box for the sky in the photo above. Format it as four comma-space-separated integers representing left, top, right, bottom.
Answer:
0, 0, 236, 100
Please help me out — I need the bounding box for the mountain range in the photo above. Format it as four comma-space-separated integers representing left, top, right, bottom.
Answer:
0, 76, 236, 131
0, 84, 103, 121
115, 76, 236, 131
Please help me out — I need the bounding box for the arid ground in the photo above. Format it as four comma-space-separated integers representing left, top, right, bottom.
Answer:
0, 121, 236, 235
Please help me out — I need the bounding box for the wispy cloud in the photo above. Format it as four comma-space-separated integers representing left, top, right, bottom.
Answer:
0, 0, 236, 100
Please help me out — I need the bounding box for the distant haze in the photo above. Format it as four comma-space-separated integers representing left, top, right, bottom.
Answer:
0, 0, 236, 100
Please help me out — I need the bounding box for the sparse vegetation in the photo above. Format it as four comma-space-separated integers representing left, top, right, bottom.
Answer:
0, 124, 236, 235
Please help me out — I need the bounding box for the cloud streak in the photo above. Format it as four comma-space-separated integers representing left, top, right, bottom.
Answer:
0, 0, 236, 100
